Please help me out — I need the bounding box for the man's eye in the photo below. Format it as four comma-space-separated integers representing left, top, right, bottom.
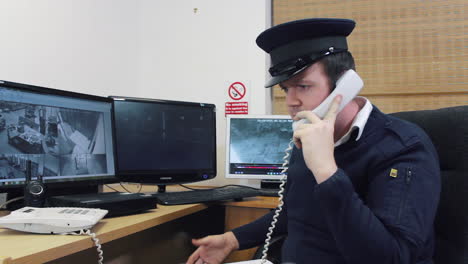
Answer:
298, 85, 310, 90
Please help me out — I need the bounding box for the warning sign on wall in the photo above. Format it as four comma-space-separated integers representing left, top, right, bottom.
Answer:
225, 102, 248, 116
225, 81, 249, 116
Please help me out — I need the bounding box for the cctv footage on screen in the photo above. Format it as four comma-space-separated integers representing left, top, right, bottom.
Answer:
0, 91, 112, 183
229, 118, 293, 171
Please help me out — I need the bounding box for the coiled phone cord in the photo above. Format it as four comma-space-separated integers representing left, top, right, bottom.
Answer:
63, 229, 104, 264
260, 140, 294, 263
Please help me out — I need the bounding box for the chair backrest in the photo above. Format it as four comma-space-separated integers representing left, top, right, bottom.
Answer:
253, 106, 468, 264
390, 105, 468, 264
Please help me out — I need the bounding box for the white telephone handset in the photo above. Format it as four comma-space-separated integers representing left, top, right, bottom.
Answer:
292, 69, 364, 130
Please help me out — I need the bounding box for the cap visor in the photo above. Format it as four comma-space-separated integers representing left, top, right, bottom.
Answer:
264, 65, 310, 88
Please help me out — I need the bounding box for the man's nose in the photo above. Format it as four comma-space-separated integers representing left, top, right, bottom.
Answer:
285, 88, 300, 106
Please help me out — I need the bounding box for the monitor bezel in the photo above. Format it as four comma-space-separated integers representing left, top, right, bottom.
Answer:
110, 96, 217, 185
225, 114, 292, 180
0, 80, 118, 190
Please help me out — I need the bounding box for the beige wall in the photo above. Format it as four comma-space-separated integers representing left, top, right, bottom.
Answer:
272, 0, 468, 114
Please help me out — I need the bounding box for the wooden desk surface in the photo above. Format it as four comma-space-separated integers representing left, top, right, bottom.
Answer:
0, 203, 207, 264
0, 185, 279, 264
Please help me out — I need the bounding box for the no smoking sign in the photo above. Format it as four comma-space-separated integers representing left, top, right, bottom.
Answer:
226, 81, 248, 116
228, 82, 246, 100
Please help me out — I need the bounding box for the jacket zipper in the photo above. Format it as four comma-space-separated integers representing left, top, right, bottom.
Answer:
397, 167, 412, 224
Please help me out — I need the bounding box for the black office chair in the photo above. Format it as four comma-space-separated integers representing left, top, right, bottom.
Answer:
253, 106, 468, 264
252, 235, 285, 264
391, 105, 468, 264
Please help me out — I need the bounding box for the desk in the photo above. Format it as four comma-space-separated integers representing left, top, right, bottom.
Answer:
0, 186, 278, 264
224, 196, 278, 262
0, 204, 228, 264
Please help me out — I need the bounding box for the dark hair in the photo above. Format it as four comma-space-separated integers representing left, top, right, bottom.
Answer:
318, 51, 355, 91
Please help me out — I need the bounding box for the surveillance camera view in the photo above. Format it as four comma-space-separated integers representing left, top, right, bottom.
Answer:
0, 94, 109, 183
229, 118, 293, 165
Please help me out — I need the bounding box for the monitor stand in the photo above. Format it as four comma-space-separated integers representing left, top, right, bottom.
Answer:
157, 185, 166, 193
261, 179, 281, 189
259, 180, 282, 197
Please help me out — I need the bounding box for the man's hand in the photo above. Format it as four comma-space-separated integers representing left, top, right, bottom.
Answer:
293, 95, 342, 184
186, 232, 239, 264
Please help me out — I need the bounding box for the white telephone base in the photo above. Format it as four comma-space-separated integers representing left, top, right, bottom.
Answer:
226, 260, 273, 264
0, 206, 108, 234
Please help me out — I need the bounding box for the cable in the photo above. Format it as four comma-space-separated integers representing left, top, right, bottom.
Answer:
118, 182, 142, 193
261, 140, 294, 263
179, 184, 199, 191
104, 184, 120, 192
0, 196, 24, 209
119, 182, 132, 193
63, 229, 104, 264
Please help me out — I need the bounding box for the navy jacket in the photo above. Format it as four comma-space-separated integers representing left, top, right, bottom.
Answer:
232, 107, 441, 264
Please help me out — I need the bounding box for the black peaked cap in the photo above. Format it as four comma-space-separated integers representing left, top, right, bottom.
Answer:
256, 18, 356, 87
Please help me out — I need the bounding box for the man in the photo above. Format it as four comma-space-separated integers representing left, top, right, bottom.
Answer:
187, 18, 440, 264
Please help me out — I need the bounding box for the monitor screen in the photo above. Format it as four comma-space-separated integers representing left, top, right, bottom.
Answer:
0, 80, 116, 189
111, 96, 217, 184
225, 115, 293, 180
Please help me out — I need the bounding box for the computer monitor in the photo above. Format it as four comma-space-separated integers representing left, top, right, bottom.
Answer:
225, 115, 293, 182
111, 96, 216, 190
0, 80, 116, 196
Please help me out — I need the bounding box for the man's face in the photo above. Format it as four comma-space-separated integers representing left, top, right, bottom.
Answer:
279, 62, 331, 119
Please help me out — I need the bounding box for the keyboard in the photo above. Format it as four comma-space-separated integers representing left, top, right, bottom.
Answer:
153, 185, 263, 205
